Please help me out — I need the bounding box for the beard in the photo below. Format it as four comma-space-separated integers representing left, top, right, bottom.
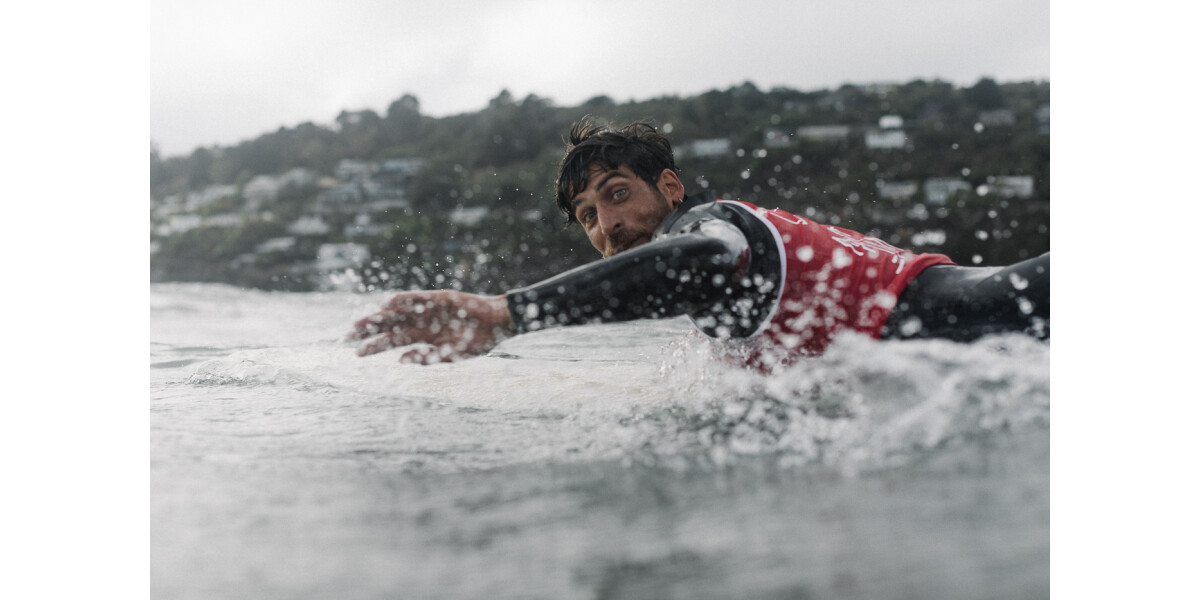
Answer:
606, 228, 651, 256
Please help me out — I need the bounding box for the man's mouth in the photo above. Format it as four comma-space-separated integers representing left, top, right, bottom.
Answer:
610, 234, 647, 256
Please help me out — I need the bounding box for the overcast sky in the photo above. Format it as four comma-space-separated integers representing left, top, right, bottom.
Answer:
149, 0, 1049, 157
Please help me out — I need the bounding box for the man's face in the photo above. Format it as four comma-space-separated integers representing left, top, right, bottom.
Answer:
570, 164, 684, 257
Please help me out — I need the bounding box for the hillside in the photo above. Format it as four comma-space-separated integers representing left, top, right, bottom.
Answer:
150, 77, 1050, 292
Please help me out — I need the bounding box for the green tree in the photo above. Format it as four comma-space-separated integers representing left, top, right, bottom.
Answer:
964, 77, 1005, 109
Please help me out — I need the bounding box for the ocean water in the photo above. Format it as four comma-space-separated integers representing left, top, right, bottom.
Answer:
150, 282, 1050, 600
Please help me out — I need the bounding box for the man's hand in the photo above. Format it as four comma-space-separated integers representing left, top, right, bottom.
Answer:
347, 290, 515, 364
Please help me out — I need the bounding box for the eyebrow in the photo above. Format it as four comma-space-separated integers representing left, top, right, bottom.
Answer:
571, 171, 625, 213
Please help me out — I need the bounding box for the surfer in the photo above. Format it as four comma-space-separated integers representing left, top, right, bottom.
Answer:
348, 120, 1049, 366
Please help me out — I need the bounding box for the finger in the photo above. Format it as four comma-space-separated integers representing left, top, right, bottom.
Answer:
384, 292, 440, 314
347, 294, 436, 340
398, 345, 456, 365
346, 318, 378, 341
346, 309, 387, 340
356, 331, 413, 357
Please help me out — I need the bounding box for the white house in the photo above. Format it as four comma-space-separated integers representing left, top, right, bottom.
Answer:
379, 158, 430, 179
924, 178, 972, 205
449, 206, 490, 226
878, 115, 904, 129
155, 214, 203, 236
678, 138, 733, 159
795, 125, 850, 143
344, 214, 394, 238
985, 175, 1036, 199
865, 129, 906, 150
877, 181, 919, 201
317, 183, 366, 212
288, 215, 331, 236
335, 159, 374, 183
242, 174, 282, 205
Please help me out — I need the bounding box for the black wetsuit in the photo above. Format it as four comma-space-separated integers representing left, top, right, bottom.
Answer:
507, 191, 777, 336
507, 192, 1050, 350
880, 253, 1050, 341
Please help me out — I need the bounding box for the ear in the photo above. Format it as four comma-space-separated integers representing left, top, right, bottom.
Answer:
656, 168, 685, 209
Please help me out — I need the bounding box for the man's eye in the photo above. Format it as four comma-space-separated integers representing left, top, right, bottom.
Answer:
613, 189, 627, 200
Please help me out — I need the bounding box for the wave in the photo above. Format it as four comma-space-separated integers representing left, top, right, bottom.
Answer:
625, 331, 1049, 472
153, 284, 1049, 475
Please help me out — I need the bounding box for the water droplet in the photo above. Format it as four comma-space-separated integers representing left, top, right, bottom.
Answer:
832, 249, 853, 268
900, 316, 923, 336
1017, 297, 1034, 315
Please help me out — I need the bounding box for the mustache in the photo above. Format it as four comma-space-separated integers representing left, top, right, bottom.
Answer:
608, 229, 642, 250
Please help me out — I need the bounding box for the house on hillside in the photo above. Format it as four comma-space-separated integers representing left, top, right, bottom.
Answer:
924, 177, 972, 205
288, 215, 331, 236
317, 182, 366, 211
763, 128, 793, 148
278, 167, 316, 188
377, 158, 430, 185
984, 175, 1036, 199
344, 214, 394, 238
865, 129, 906, 150
978, 109, 1016, 127
1036, 104, 1050, 135
449, 206, 490, 226
360, 181, 410, 213
182, 184, 238, 212
877, 180, 919, 201
155, 214, 203, 236
242, 174, 282, 208
246, 167, 318, 210
335, 159, 374, 183
676, 138, 733, 159
795, 125, 850, 143
317, 159, 420, 214
878, 115, 904, 129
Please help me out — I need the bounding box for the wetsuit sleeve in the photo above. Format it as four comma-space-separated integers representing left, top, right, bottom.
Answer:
506, 220, 750, 333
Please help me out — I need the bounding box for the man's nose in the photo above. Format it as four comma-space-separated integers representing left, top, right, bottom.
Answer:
596, 207, 622, 235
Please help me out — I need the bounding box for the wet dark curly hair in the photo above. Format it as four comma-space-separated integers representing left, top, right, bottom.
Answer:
554, 118, 679, 224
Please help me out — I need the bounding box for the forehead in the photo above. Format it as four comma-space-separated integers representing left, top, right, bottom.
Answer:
573, 164, 633, 203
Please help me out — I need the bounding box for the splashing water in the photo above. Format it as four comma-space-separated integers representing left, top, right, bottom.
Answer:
151, 283, 1049, 599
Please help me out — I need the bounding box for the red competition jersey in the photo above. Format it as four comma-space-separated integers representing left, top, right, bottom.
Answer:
709, 200, 954, 357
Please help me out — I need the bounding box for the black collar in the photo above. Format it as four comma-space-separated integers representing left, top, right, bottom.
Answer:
654, 190, 718, 236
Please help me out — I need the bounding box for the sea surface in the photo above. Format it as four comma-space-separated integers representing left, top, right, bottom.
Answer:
150, 282, 1050, 600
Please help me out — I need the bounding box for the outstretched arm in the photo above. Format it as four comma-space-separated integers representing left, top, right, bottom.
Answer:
347, 290, 515, 364
507, 225, 748, 332
348, 216, 757, 363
